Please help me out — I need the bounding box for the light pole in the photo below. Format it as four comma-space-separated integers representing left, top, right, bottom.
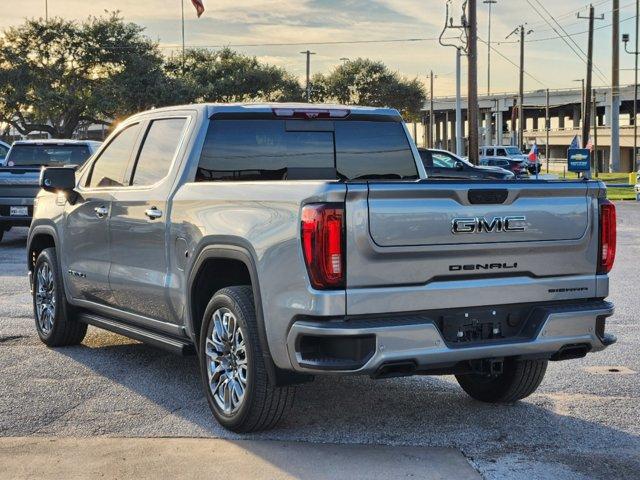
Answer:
623, 2, 640, 171
483, 0, 497, 96
573, 78, 585, 128
45, 0, 48, 21
300, 50, 316, 102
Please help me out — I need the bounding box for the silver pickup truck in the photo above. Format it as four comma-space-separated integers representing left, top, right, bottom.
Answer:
27, 103, 617, 432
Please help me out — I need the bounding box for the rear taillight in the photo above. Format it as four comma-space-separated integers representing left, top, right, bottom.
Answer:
598, 199, 616, 274
301, 204, 345, 289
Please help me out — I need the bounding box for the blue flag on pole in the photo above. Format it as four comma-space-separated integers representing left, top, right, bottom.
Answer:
569, 135, 580, 149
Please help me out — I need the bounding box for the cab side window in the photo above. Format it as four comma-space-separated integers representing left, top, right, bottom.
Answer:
130, 118, 187, 186
486, 148, 495, 156
87, 124, 141, 188
497, 148, 507, 156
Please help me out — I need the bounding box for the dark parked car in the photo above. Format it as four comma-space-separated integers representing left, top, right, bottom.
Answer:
418, 149, 514, 180
480, 156, 529, 178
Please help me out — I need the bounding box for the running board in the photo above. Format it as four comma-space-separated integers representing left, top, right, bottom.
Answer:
78, 312, 196, 356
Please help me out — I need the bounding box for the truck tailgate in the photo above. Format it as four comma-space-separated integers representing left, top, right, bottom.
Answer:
0, 168, 40, 198
345, 181, 602, 315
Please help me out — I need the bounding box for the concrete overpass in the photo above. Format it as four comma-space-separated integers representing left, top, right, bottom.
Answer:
422, 84, 640, 172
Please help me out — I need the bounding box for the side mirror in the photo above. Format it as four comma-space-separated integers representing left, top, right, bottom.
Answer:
40, 167, 76, 193
455, 161, 464, 171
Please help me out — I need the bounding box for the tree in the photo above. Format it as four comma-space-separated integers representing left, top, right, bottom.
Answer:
0, 13, 178, 138
312, 58, 425, 121
166, 48, 303, 103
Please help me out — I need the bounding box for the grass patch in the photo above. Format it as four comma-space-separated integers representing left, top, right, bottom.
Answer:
606, 187, 637, 201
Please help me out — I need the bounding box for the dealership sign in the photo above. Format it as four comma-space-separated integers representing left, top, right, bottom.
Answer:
567, 148, 591, 173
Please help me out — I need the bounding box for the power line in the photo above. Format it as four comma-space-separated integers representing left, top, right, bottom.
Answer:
477, 36, 547, 87
155, 36, 452, 50
528, 1, 636, 42
525, 0, 608, 84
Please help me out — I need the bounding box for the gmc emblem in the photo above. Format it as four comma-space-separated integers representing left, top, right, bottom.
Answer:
451, 216, 527, 234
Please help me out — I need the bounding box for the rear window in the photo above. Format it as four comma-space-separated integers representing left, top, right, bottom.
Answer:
5, 144, 92, 167
196, 119, 418, 181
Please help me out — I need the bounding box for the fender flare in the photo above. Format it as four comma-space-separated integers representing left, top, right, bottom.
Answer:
186, 241, 279, 383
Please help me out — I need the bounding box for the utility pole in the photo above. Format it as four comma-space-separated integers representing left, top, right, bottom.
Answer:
578, 5, 604, 149
593, 89, 599, 176
438, 1, 468, 156
467, 0, 479, 164
300, 50, 316, 102
45, 0, 48, 21
545, 88, 550, 173
429, 71, 435, 148
611, 0, 621, 172
573, 79, 585, 126
181, 0, 185, 73
483, 0, 497, 96
455, 48, 463, 154
623, 2, 640, 171
507, 25, 532, 150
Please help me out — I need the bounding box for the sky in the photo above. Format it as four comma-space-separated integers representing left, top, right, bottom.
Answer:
2, 1, 637, 97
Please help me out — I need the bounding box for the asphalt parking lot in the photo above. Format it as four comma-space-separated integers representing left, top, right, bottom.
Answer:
1, 202, 639, 479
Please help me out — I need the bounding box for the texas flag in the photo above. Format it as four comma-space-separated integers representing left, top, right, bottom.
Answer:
528, 142, 539, 162
191, 0, 205, 17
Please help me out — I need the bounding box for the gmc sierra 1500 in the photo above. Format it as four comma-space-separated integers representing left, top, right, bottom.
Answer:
28, 103, 616, 432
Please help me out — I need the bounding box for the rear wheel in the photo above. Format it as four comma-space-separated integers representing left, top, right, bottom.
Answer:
33, 247, 87, 347
456, 358, 547, 403
199, 286, 294, 432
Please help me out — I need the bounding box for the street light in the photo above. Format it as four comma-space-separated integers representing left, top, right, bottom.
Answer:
483, 0, 497, 97
572, 78, 585, 128
623, 15, 639, 170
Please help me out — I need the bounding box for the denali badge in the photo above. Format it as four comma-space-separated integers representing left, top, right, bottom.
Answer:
450, 262, 518, 271
451, 215, 526, 234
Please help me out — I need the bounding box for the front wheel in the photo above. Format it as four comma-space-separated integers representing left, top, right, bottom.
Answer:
33, 247, 87, 347
199, 286, 294, 432
456, 358, 547, 403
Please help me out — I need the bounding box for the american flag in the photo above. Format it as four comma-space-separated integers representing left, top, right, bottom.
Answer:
191, 0, 205, 17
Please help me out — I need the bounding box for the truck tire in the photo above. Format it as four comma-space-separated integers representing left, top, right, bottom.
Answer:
199, 286, 294, 432
32, 247, 87, 347
456, 358, 547, 403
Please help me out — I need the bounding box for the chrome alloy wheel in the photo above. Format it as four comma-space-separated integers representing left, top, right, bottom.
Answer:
205, 307, 248, 415
35, 262, 56, 334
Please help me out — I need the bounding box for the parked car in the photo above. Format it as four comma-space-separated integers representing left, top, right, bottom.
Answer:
418, 148, 514, 180
0, 140, 100, 242
480, 156, 529, 178
28, 103, 617, 433
480, 145, 541, 174
0, 140, 10, 164
635, 171, 640, 200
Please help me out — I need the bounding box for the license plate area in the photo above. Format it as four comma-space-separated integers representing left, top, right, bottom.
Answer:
439, 305, 539, 346
10, 206, 28, 216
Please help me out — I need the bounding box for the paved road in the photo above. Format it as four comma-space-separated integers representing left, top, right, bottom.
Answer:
1, 203, 639, 479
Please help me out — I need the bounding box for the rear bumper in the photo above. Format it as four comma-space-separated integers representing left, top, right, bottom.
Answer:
286, 300, 615, 375
0, 197, 34, 227
0, 197, 33, 229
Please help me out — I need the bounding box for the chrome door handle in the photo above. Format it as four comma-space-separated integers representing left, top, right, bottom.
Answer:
94, 206, 108, 218
145, 207, 163, 219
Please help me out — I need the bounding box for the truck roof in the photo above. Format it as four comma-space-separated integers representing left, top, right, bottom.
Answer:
11, 139, 102, 146
127, 103, 403, 120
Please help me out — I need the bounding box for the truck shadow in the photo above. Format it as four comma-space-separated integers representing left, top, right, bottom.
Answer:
48, 330, 640, 478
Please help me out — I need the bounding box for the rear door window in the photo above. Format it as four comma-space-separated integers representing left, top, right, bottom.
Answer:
130, 118, 187, 186
486, 148, 494, 156
497, 148, 507, 156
